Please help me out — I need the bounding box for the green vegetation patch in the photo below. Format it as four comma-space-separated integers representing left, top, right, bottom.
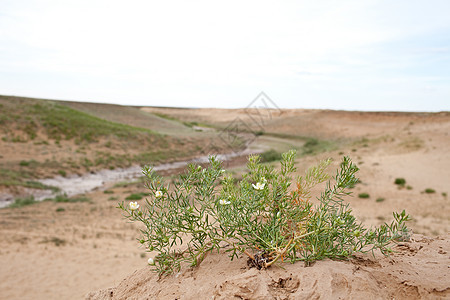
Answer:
424, 188, 435, 194
9, 196, 37, 208
39, 237, 67, 246
301, 138, 336, 156
50, 194, 91, 203
394, 178, 406, 186
125, 192, 149, 200
19, 160, 39, 167
358, 193, 370, 199
0, 96, 160, 144
152, 112, 179, 122
260, 149, 282, 163
23, 181, 60, 192
0, 168, 60, 191
30, 102, 158, 142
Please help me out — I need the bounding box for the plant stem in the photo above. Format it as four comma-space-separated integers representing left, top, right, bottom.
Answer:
264, 231, 316, 268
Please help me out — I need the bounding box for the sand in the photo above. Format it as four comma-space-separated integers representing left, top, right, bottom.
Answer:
0, 108, 449, 299
87, 234, 449, 299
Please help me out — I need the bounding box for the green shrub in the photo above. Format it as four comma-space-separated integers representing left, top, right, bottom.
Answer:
125, 193, 148, 201
302, 138, 319, 155
425, 188, 435, 194
358, 193, 370, 199
120, 150, 410, 275
394, 178, 406, 185
9, 196, 36, 208
376, 197, 385, 202
19, 160, 30, 166
23, 181, 59, 192
40, 237, 66, 246
56, 207, 65, 212
19, 160, 38, 167
259, 149, 282, 163
51, 194, 90, 203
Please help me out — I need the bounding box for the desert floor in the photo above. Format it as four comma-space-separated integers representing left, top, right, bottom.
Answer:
0, 108, 449, 299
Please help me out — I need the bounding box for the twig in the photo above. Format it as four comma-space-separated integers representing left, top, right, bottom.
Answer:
243, 249, 255, 260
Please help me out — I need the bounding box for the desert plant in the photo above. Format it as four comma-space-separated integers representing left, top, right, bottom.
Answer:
424, 188, 435, 194
394, 178, 406, 186
259, 149, 282, 162
50, 194, 90, 203
19, 160, 30, 166
125, 192, 148, 200
119, 150, 410, 275
9, 196, 36, 208
358, 193, 370, 199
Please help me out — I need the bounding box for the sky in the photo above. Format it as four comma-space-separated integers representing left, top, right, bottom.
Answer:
0, 0, 449, 111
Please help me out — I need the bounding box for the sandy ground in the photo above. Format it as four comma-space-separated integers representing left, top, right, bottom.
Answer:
87, 234, 449, 299
0, 108, 449, 299
0, 187, 147, 299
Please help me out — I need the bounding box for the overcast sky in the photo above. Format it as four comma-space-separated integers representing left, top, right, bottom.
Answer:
1, 0, 449, 111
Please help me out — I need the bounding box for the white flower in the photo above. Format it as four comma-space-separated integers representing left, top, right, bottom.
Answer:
155, 190, 163, 198
129, 202, 139, 211
219, 199, 231, 205
252, 182, 265, 190
148, 257, 154, 265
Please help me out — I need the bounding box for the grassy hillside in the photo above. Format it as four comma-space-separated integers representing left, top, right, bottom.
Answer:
0, 96, 159, 143
59, 100, 196, 135
0, 96, 218, 193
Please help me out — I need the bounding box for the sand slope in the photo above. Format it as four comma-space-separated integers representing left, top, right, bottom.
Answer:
87, 234, 449, 300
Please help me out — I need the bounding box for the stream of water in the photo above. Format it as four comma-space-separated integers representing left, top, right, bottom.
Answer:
0, 149, 257, 208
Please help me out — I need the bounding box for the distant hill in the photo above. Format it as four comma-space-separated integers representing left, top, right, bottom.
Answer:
0, 95, 225, 195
